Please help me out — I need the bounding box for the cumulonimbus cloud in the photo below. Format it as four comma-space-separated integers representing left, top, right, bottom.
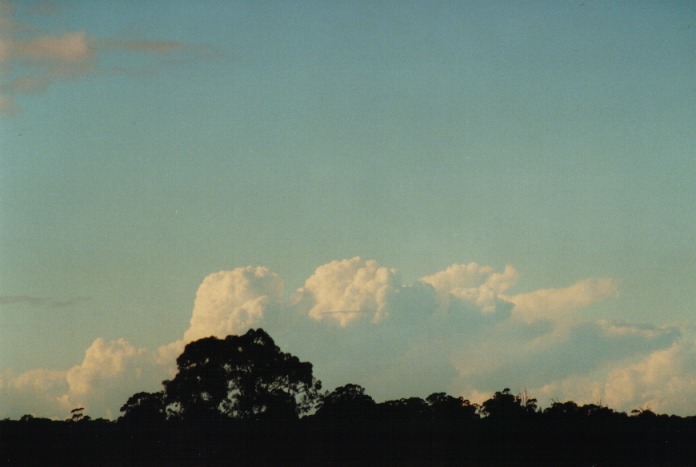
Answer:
1, 256, 694, 419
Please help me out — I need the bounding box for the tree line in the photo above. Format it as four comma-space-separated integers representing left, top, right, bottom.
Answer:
3, 328, 696, 465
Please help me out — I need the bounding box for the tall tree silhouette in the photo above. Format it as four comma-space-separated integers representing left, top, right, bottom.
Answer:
164, 328, 321, 421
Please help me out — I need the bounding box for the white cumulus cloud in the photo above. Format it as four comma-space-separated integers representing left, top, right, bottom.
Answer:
420, 262, 517, 315
59, 338, 165, 418
0, 368, 68, 418
293, 257, 401, 326
601, 337, 696, 414
183, 266, 284, 342
0, 338, 165, 419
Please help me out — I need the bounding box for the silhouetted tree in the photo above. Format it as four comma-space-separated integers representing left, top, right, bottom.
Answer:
480, 388, 537, 420
164, 328, 321, 421
379, 397, 430, 421
68, 407, 90, 423
631, 407, 657, 419
119, 391, 167, 424
426, 392, 478, 421
578, 402, 624, 420
543, 400, 582, 420
316, 384, 376, 420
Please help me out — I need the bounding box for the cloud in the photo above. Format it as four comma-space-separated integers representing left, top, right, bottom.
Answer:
0, 1, 207, 115
0, 368, 67, 418
420, 262, 518, 315
59, 338, 165, 419
11, 30, 93, 63
182, 267, 284, 342
101, 39, 188, 54
0, 93, 16, 114
507, 277, 619, 323
29, 1, 62, 16
602, 336, 696, 414
0, 294, 86, 307
5, 74, 50, 93
3, 256, 696, 419
452, 319, 679, 399
529, 333, 696, 415
0, 338, 166, 420
292, 257, 401, 326
0, 295, 44, 305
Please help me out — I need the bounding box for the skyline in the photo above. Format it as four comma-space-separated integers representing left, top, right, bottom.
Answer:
1, 0, 695, 419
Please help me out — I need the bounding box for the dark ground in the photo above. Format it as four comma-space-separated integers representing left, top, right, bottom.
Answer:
3, 413, 696, 466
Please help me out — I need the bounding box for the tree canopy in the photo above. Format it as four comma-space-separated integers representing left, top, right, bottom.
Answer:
316, 384, 376, 420
119, 391, 166, 425
120, 328, 323, 423
479, 387, 538, 420
163, 328, 322, 421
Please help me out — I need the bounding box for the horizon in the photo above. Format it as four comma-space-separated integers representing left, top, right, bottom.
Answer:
1, 0, 695, 419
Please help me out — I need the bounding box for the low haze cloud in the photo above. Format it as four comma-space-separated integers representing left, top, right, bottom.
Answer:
0, 257, 693, 419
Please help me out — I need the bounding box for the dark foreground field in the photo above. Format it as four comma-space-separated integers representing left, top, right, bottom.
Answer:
4, 412, 696, 466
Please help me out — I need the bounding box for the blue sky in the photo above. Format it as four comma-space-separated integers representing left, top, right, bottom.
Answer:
1, 0, 695, 419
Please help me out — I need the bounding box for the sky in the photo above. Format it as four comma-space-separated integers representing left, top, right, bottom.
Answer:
0, 0, 695, 419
